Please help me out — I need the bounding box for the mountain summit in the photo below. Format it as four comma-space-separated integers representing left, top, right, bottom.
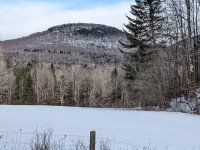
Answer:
1, 23, 126, 65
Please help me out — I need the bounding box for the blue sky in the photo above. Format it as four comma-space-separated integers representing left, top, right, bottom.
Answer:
0, 0, 133, 9
0, 0, 134, 40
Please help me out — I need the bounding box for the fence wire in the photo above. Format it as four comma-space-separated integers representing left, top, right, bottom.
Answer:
0, 130, 150, 150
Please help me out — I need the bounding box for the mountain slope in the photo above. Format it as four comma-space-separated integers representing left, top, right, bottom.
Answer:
1, 23, 126, 65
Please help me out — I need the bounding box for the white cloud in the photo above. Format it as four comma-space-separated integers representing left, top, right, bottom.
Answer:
0, 1, 133, 40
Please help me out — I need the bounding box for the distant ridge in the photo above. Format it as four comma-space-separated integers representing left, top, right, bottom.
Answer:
1, 23, 126, 65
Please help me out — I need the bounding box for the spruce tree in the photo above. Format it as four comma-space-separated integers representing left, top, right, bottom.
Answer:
119, 0, 165, 80
13, 63, 36, 105
111, 67, 121, 107
23, 73, 36, 105
144, 0, 166, 48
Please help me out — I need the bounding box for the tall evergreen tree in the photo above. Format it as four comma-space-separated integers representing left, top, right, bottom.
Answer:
119, 0, 165, 80
111, 67, 121, 107
23, 73, 35, 105
144, 0, 166, 47
13, 63, 36, 105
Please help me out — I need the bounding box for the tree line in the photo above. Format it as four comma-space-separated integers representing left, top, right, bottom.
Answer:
1, 0, 200, 112
0, 56, 171, 109
0, 58, 135, 107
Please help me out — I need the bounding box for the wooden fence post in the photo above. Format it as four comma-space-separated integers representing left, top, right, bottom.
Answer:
90, 131, 96, 150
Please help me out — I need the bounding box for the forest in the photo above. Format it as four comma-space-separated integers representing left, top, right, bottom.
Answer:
0, 0, 200, 113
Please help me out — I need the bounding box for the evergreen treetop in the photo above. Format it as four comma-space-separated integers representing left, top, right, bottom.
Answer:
119, 0, 165, 80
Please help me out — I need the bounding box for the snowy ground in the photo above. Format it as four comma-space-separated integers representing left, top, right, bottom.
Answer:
0, 105, 200, 150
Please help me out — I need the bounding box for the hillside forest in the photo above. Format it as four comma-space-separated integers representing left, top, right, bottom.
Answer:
0, 0, 200, 113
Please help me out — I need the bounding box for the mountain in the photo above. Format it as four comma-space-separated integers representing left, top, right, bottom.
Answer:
0, 23, 126, 65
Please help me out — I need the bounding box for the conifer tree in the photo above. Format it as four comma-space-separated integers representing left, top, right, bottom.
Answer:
23, 73, 35, 105
111, 67, 121, 106
13, 63, 36, 105
119, 0, 165, 80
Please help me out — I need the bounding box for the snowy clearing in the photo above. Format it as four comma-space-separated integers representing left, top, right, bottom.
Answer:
0, 105, 200, 150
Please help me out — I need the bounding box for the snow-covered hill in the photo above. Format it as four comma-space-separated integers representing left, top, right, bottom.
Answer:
0, 23, 126, 65
0, 105, 200, 150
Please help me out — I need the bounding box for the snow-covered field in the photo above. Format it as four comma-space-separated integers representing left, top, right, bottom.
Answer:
0, 105, 200, 150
